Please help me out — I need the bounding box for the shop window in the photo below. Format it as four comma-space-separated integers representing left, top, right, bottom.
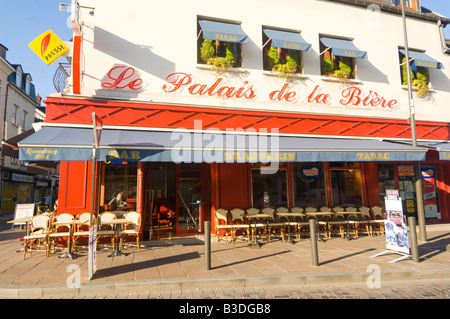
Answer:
104, 162, 137, 206
251, 168, 288, 209
330, 169, 363, 207
378, 164, 396, 204
293, 163, 326, 208
262, 33, 303, 75
197, 18, 244, 69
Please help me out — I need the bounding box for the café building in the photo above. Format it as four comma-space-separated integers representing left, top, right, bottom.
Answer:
19, 0, 450, 240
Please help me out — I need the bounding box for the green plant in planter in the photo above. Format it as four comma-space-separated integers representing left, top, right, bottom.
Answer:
201, 39, 236, 72
413, 69, 431, 97
321, 56, 334, 77
207, 56, 235, 71
333, 58, 351, 79
401, 58, 431, 97
200, 39, 215, 63
270, 48, 300, 79
401, 57, 415, 85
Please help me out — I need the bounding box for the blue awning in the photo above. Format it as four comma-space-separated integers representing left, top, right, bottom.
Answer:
263, 28, 312, 51
399, 50, 443, 69
198, 19, 248, 43
320, 37, 368, 59
18, 127, 427, 163
418, 141, 450, 160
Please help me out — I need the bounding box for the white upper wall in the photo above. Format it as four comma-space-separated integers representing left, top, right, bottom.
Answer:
71, 0, 450, 123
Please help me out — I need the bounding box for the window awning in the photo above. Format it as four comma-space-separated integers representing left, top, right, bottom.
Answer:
399, 49, 443, 69
18, 126, 427, 163
263, 28, 312, 51
418, 141, 450, 160
320, 36, 368, 59
198, 19, 248, 43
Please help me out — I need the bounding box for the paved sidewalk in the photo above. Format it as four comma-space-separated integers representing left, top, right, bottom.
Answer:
0, 218, 449, 299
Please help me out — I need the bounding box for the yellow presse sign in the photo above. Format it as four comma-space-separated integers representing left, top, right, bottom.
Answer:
28, 30, 68, 65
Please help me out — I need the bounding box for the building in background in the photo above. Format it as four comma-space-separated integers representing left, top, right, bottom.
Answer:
19, 0, 450, 240
0, 43, 57, 214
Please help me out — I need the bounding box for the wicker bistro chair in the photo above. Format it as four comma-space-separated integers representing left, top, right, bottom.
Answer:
23, 214, 51, 259
369, 206, 386, 236
97, 212, 116, 248
275, 206, 295, 242
73, 212, 94, 249
355, 206, 372, 237
245, 208, 267, 242
120, 211, 141, 251
48, 213, 74, 254
318, 206, 334, 239
290, 206, 308, 240
327, 207, 347, 238
262, 207, 285, 242
214, 209, 232, 243
229, 208, 250, 243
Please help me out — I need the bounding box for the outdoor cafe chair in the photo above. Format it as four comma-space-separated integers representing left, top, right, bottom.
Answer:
23, 214, 50, 259
327, 207, 347, 238
73, 212, 94, 249
97, 211, 116, 248
229, 208, 250, 242
245, 208, 267, 242
262, 207, 285, 242
369, 206, 386, 236
214, 208, 232, 243
120, 211, 141, 251
355, 206, 372, 237
289, 206, 308, 239
48, 213, 74, 254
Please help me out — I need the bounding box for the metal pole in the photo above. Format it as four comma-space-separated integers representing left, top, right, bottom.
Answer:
204, 221, 211, 270
401, 0, 427, 242
408, 216, 419, 263
90, 148, 96, 228
309, 218, 319, 266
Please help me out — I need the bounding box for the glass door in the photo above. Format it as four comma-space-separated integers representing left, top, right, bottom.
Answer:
177, 163, 202, 232
330, 169, 363, 207
421, 165, 440, 219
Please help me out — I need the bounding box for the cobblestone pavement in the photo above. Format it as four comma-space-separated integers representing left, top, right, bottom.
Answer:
45, 277, 450, 299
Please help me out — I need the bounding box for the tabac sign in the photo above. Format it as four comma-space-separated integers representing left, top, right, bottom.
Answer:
28, 30, 68, 65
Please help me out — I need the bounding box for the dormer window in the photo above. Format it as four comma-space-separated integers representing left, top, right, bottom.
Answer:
16, 66, 22, 88
25, 75, 31, 95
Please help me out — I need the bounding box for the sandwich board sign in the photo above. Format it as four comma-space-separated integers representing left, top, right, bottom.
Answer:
371, 190, 412, 263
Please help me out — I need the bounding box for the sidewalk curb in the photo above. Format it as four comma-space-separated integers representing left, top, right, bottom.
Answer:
2, 267, 450, 298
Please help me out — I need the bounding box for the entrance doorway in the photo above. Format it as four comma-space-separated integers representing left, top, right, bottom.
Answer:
145, 163, 203, 240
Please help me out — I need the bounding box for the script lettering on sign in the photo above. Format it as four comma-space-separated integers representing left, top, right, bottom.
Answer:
162, 72, 257, 100
101, 65, 143, 90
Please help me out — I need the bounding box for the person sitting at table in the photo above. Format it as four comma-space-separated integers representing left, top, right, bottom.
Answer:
108, 191, 127, 210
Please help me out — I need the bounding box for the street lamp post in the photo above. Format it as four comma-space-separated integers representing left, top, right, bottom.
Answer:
400, 0, 427, 243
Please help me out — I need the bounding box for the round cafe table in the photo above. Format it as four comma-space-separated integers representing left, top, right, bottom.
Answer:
276, 212, 306, 244
246, 214, 272, 247
335, 211, 363, 240
52, 220, 88, 259
304, 212, 334, 242
104, 219, 132, 257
